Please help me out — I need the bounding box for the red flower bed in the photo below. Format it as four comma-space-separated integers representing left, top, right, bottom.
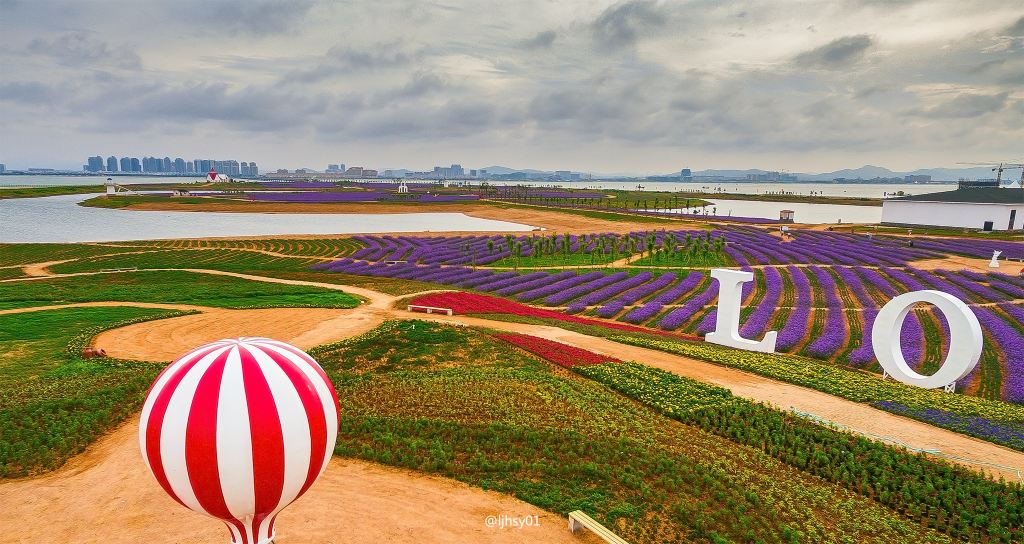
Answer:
493, 333, 620, 367
407, 291, 698, 340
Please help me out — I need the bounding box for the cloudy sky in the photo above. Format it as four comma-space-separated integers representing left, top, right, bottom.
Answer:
1, 0, 1023, 174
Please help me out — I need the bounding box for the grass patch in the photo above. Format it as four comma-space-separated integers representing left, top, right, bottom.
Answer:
0, 270, 360, 310
0, 306, 183, 477
49, 248, 321, 274
314, 320, 956, 543
79, 195, 250, 208
483, 201, 677, 223
0, 243, 145, 267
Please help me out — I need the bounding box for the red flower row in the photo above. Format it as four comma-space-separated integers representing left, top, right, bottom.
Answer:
492, 333, 621, 367
407, 291, 698, 340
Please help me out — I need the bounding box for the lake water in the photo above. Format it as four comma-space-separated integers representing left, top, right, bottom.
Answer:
0, 194, 538, 243
702, 199, 882, 224
1, 174, 956, 199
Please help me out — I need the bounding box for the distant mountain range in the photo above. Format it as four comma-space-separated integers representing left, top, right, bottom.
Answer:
479, 164, 1012, 182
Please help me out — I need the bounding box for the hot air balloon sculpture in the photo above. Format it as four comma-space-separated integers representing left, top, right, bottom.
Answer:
139, 337, 340, 544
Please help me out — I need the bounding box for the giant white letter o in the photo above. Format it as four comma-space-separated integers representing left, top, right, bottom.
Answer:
871, 290, 982, 390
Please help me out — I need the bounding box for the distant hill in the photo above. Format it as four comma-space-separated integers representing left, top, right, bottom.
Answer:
795, 164, 998, 182
475, 164, 1006, 182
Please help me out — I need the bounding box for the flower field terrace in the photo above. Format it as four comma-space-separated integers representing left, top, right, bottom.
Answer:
405, 291, 698, 339
491, 332, 622, 367
316, 227, 1024, 403
314, 320, 1019, 543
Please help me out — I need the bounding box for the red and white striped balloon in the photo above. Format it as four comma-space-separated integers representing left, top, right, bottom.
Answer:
139, 337, 340, 544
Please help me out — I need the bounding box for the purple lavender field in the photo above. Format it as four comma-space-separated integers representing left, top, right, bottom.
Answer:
319, 226, 1024, 403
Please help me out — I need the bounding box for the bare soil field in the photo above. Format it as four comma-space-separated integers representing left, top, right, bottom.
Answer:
0, 421, 599, 544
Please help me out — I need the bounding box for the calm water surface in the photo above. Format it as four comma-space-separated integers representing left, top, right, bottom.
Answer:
701, 199, 882, 224
0, 194, 538, 243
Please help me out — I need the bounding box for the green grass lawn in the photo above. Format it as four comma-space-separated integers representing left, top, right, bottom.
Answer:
48, 248, 322, 274
487, 251, 620, 268
314, 320, 959, 544
0, 270, 361, 310
0, 268, 26, 280
0, 184, 106, 199
79, 195, 251, 208
112, 237, 363, 258
0, 243, 146, 267
482, 201, 678, 223
0, 306, 182, 477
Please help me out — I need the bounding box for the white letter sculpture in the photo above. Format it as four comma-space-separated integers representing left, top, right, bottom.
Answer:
990, 250, 1002, 268
872, 290, 982, 390
706, 269, 777, 353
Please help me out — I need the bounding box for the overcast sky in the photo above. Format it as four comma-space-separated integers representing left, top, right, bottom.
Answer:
2, 0, 1023, 174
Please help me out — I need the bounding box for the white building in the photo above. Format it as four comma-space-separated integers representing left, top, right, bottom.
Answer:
881, 184, 1023, 231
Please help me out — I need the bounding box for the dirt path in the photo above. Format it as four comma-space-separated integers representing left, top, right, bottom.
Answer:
95, 306, 388, 361
20, 259, 76, 277
410, 313, 1024, 481
0, 421, 599, 544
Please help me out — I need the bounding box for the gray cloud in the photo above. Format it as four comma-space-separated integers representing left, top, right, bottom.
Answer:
27, 32, 141, 70
522, 30, 557, 49
591, 0, 667, 50
1006, 16, 1024, 37
794, 34, 873, 69
287, 42, 422, 83
2, 0, 1024, 172
210, 0, 315, 34
94, 82, 330, 131
0, 81, 60, 105
909, 92, 1009, 118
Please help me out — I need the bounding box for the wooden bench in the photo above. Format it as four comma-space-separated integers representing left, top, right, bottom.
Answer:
383, 260, 407, 265
567, 510, 629, 543
406, 304, 453, 316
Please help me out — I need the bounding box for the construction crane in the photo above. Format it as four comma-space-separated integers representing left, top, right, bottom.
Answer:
956, 162, 1024, 186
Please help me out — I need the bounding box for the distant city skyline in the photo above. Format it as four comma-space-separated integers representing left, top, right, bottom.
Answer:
2, 2, 1023, 174
82, 155, 258, 176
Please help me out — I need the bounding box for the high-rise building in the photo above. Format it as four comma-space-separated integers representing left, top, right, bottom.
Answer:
162, 157, 172, 171
86, 156, 103, 172
174, 158, 186, 173
450, 164, 464, 177
249, 162, 258, 176
130, 158, 141, 172
0, 164, 5, 173
186, 161, 194, 173
344, 166, 364, 177
106, 156, 118, 172
326, 164, 340, 172
120, 157, 131, 172
680, 168, 693, 181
